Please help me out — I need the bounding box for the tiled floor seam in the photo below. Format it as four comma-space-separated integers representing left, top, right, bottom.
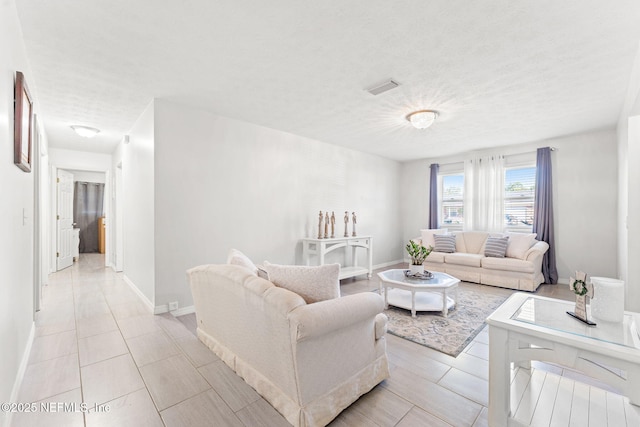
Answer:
70, 277, 88, 427
380, 386, 457, 426
158, 325, 248, 416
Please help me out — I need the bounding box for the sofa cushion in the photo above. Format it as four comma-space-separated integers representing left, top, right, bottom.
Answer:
505, 232, 537, 259
227, 249, 258, 275
433, 234, 456, 253
444, 253, 484, 267
455, 232, 489, 254
419, 228, 448, 249
425, 251, 445, 264
484, 236, 509, 258
263, 262, 340, 304
482, 256, 535, 273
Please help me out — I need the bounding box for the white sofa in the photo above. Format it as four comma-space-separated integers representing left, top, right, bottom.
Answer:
188, 264, 390, 427
419, 231, 549, 291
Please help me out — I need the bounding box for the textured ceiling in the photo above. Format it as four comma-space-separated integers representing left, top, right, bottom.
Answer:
15, 0, 640, 160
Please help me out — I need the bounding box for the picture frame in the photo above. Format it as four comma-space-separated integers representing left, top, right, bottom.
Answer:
14, 71, 33, 173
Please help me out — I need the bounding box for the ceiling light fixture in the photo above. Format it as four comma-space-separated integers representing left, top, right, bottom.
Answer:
70, 125, 100, 138
406, 110, 438, 129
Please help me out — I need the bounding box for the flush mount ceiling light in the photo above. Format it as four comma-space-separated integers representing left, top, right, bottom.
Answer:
70, 125, 100, 138
406, 110, 438, 129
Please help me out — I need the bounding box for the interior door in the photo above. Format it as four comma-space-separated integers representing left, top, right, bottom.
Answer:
57, 169, 74, 270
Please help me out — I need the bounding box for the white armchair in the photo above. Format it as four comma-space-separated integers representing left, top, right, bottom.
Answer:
188, 264, 389, 427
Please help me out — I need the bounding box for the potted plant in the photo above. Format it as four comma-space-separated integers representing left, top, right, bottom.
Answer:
406, 240, 433, 274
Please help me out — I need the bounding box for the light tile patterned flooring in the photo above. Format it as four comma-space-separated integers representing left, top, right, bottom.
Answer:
11, 254, 640, 426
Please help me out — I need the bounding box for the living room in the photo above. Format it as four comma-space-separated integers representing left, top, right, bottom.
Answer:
2, 1, 640, 426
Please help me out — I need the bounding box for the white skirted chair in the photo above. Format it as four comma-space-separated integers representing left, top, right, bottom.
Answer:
187, 263, 389, 427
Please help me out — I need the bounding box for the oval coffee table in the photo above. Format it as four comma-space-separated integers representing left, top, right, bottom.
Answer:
377, 269, 460, 317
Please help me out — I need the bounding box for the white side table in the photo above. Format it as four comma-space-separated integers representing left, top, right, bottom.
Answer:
301, 236, 373, 280
486, 293, 640, 426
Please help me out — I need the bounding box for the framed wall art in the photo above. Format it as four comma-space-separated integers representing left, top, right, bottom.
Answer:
14, 71, 33, 172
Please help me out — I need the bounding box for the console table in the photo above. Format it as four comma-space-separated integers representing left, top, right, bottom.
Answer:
301, 236, 373, 280
486, 293, 640, 427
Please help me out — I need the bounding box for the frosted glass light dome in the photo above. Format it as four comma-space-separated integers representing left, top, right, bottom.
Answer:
70, 125, 100, 138
406, 110, 438, 129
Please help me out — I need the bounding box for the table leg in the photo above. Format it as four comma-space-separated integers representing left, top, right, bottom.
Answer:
411, 290, 416, 318
319, 242, 326, 266
352, 244, 357, 270
517, 340, 531, 370
384, 285, 389, 309
628, 367, 640, 406
303, 242, 309, 266
488, 326, 510, 427
442, 289, 448, 317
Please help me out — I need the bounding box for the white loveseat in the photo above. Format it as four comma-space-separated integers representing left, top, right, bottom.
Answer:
418, 231, 549, 291
188, 264, 390, 427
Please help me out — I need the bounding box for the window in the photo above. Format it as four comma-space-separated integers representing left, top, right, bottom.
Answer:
504, 166, 536, 231
440, 174, 464, 229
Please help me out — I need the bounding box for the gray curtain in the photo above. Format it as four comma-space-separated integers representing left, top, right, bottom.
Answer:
74, 182, 105, 253
429, 163, 439, 228
532, 147, 558, 284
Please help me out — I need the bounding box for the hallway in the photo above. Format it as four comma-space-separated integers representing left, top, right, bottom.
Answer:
14, 254, 285, 426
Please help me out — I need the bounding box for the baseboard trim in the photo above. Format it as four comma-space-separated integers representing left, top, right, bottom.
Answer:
153, 304, 195, 316
373, 259, 404, 270
5, 322, 35, 427
170, 305, 195, 317
123, 275, 154, 314
154, 305, 168, 315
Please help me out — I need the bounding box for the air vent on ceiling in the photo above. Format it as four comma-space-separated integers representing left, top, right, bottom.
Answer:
365, 79, 400, 96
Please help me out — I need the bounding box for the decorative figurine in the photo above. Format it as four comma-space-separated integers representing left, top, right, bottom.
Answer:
567, 271, 596, 326
344, 211, 349, 237
352, 212, 357, 236
324, 212, 329, 238
330, 212, 335, 238
318, 211, 324, 239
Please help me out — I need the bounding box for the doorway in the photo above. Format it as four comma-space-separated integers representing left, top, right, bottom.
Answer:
53, 168, 107, 271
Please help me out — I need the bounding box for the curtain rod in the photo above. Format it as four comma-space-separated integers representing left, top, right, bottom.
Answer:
432, 146, 557, 167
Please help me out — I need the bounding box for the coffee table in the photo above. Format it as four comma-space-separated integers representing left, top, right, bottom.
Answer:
377, 269, 459, 317
486, 293, 640, 426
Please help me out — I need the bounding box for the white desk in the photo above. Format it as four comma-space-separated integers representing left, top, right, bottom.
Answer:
486, 293, 640, 427
301, 236, 373, 280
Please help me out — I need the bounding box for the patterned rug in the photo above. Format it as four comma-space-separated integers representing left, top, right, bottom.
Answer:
384, 283, 512, 357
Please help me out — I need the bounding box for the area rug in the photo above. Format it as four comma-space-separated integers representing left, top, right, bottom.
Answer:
384, 283, 512, 357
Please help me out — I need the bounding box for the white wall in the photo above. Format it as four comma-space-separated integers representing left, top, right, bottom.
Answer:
121, 101, 155, 306
49, 147, 111, 171
110, 142, 124, 272
617, 42, 640, 311
153, 99, 402, 310
401, 128, 619, 284
624, 116, 640, 311
0, 1, 39, 423
66, 169, 106, 183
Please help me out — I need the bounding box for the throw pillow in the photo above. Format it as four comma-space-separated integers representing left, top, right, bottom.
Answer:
505, 232, 537, 259
263, 262, 340, 304
433, 234, 456, 253
484, 236, 509, 258
226, 249, 258, 275
419, 228, 448, 249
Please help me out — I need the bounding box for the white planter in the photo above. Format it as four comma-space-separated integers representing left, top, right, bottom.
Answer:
409, 264, 424, 275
